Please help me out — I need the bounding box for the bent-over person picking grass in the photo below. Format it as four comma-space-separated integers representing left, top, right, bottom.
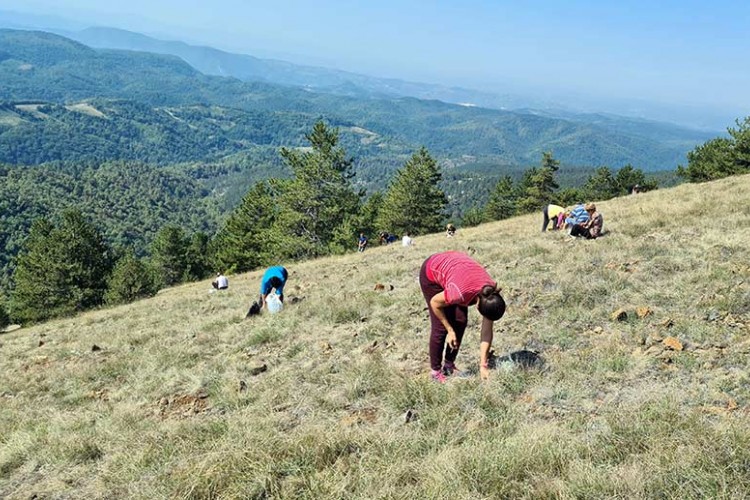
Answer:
420, 251, 506, 383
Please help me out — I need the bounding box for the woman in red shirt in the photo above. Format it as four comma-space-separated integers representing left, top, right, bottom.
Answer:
420, 251, 506, 382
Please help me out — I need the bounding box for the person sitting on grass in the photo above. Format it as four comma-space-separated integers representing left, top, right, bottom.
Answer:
565, 203, 590, 230
379, 232, 398, 245
259, 265, 288, 310
420, 251, 506, 383
570, 203, 604, 239
357, 232, 368, 252
211, 272, 229, 290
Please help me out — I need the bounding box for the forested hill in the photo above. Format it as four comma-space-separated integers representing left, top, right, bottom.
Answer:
0, 29, 712, 170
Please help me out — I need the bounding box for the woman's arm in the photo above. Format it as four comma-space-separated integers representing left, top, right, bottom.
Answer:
479, 316, 494, 380
429, 292, 457, 348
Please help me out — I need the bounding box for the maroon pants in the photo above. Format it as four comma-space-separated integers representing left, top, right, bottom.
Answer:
420, 259, 468, 371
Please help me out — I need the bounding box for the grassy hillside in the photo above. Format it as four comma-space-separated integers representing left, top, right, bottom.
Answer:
2, 175, 749, 498
0, 29, 712, 170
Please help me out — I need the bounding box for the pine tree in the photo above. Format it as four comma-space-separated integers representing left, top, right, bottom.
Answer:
584, 167, 619, 200
10, 210, 112, 324
517, 152, 560, 213
105, 250, 158, 305
678, 117, 750, 182
150, 225, 188, 287
0, 295, 9, 329
615, 165, 658, 194
460, 206, 486, 227
184, 232, 212, 281
484, 175, 517, 221
328, 191, 385, 253
210, 181, 278, 273
376, 147, 447, 235
274, 121, 361, 258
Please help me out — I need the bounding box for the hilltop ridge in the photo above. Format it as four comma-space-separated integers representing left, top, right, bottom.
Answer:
2, 174, 750, 497
0, 29, 712, 170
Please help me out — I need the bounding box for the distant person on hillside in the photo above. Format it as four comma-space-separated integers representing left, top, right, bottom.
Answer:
379, 232, 398, 245
446, 224, 457, 238
402, 232, 414, 247
631, 184, 641, 195
570, 203, 603, 239
565, 203, 590, 229
542, 204, 566, 232
358, 233, 368, 252
212, 272, 229, 290
420, 251, 506, 383
259, 266, 288, 310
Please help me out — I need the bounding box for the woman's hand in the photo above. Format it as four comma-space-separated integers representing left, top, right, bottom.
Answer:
446, 328, 458, 349
480, 365, 490, 380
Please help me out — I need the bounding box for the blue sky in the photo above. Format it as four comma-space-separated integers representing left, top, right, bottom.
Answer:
4, 0, 750, 118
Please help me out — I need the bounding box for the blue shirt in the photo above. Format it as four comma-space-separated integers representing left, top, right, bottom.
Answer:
260, 266, 288, 295
566, 204, 590, 226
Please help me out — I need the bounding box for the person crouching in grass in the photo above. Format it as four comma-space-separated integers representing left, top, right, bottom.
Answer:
570, 203, 603, 239
419, 251, 506, 383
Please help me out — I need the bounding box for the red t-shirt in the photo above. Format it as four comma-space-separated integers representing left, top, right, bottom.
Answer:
425, 251, 496, 306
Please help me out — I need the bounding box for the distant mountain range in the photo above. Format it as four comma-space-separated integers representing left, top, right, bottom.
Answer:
0, 9, 740, 130
59, 26, 540, 110
0, 29, 712, 172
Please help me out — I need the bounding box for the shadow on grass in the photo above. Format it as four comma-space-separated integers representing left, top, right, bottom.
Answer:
489, 349, 544, 369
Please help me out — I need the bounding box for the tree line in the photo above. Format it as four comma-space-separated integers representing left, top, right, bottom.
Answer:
1, 121, 665, 327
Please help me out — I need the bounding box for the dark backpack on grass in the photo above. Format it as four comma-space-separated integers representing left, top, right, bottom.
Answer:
245, 301, 261, 318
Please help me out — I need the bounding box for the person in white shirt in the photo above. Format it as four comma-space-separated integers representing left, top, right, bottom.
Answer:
212, 273, 229, 290
402, 232, 413, 247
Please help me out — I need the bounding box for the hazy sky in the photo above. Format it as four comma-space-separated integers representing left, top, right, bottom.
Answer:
4, 0, 750, 113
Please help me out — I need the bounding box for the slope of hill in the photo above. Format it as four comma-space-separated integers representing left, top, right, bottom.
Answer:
0, 29, 712, 170
2, 175, 749, 497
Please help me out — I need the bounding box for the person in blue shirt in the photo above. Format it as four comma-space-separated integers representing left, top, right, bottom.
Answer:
260, 266, 288, 310
357, 233, 368, 252
565, 203, 590, 229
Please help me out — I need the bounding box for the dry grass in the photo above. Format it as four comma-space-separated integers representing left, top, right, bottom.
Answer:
2, 174, 750, 499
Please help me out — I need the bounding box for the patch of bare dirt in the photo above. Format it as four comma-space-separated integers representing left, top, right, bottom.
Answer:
156, 392, 210, 418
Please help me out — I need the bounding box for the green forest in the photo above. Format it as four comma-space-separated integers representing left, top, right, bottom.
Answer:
0, 28, 747, 326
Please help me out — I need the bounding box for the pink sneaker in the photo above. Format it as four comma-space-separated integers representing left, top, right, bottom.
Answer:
431, 370, 447, 383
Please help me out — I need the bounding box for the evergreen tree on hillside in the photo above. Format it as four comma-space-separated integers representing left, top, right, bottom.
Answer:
10, 210, 112, 324
584, 167, 619, 200
485, 175, 517, 221
359, 191, 384, 237
678, 117, 750, 182
615, 165, 655, 194
517, 152, 560, 213
376, 147, 447, 235
105, 250, 158, 305
210, 181, 278, 272
460, 206, 486, 227
150, 225, 189, 287
0, 295, 9, 329
184, 232, 212, 281
329, 191, 385, 253
274, 121, 361, 257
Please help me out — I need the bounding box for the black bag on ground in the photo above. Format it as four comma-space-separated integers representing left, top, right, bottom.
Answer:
245, 301, 261, 318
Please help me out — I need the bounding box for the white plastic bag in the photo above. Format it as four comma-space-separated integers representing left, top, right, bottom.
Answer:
266, 293, 284, 314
